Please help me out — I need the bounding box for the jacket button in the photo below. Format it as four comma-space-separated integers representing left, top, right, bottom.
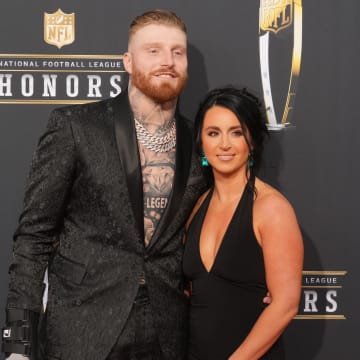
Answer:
138, 278, 146, 285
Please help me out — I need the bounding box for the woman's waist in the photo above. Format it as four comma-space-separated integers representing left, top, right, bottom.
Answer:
191, 274, 266, 294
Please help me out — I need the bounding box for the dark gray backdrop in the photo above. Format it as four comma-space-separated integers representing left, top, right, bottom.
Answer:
0, 1, 358, 359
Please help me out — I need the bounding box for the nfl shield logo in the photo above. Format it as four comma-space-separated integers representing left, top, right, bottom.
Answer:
44, 8, 75, 49
260, 0, 293, 34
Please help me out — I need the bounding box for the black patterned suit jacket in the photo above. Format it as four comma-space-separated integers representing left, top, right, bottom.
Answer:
6, 91, 206, 360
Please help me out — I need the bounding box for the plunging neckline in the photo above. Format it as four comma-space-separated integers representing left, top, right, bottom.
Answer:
198, 183, 249, 274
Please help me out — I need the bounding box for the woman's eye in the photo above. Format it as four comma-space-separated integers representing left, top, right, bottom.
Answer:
233, 130, 243, 136
207, 131, 218, 137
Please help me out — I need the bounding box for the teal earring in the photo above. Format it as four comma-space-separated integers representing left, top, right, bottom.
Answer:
248, 151, 254, 168
201, 153, 209, 167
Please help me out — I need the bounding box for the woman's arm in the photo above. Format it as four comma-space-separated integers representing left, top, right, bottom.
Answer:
229, 188, 303, 360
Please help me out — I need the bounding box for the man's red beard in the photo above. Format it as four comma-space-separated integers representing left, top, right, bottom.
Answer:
131, 67, 188, 102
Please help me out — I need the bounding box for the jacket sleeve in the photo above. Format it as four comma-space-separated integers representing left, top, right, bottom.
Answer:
6, 107, 76, 313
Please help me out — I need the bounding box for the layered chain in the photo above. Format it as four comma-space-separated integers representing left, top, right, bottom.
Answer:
134, 118, 176, 153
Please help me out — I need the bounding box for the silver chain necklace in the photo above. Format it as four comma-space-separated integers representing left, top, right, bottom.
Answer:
134, 118, 176, 153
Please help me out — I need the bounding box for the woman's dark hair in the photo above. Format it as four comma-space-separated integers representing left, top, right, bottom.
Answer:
194, 86, 269, 186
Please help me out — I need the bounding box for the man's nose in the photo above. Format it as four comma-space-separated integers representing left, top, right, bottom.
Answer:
161, 50, 175, 67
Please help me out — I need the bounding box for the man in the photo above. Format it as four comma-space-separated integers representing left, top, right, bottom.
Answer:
2, 10, 206, 360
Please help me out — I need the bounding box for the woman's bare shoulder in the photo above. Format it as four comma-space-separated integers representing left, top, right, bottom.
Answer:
254, 178, 297, 222
253, 178, 302, 250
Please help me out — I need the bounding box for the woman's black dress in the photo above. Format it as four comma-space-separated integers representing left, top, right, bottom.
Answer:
183, 177, 284, 359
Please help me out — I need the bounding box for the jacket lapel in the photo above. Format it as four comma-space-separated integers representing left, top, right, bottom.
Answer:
147, 112, 192, 250
112, 91, 144, 241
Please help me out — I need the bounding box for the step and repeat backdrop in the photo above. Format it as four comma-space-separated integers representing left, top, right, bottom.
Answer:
0, 1, 358, 359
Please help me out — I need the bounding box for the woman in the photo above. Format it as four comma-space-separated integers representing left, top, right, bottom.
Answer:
183, 87, 303, 359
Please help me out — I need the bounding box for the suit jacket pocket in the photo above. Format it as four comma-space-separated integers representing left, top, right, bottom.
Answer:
49, 252, 87, 285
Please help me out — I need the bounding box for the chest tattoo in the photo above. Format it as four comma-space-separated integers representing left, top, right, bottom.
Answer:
139, 143, 175, 246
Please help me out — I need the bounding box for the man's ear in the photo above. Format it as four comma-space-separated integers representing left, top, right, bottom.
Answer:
123, 52, 132, 74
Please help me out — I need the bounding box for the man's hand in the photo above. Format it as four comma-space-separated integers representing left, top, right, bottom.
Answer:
263, 292, 272, 304
6, 354, 29, 360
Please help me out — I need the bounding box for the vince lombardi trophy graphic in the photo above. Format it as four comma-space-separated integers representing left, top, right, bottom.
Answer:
259, 0, 302, 130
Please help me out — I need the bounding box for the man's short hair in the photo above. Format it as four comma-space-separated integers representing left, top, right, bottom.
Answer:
129, 9, 187, 41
